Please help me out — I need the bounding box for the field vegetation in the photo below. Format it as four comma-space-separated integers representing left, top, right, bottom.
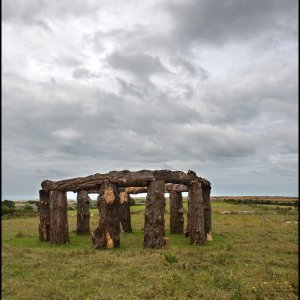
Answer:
2, 197, 298, 299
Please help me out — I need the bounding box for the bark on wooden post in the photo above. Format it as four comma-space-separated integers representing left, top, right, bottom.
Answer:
143, 180, 166, 248
39, 190, 50, 241
49, 190, 69, 244
76, 190, 90, 234
169, 191, 184, 234
92, 181, 120, 249
119, 191, 132, 233
202, 185, 212, 241
185, 194, 190, 237
188, 181, 205, 245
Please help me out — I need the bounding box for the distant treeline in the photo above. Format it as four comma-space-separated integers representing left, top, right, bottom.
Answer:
2, 197, 140, 217
223, 198, 298, 207
1, 200, 39, 217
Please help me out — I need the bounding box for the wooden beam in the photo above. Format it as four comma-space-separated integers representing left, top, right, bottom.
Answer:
165, 183, 188, 192
41, 173, 108, 192
41, 170, 208, 192
125, 187, 147, 194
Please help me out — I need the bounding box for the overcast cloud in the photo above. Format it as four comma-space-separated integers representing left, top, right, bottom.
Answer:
2, 0, 298, 199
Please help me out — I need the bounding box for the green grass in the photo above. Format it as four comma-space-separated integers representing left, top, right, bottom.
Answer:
2, 201, 298, 300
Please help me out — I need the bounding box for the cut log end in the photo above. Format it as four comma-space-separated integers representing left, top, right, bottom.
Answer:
104, 187, 115, 204
93, 182, 121, 249
206, 232, 213, 241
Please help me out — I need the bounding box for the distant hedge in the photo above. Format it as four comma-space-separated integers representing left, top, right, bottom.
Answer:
1, 200, 39, 217
2, 200, 16, 216
223, 198, 298, 207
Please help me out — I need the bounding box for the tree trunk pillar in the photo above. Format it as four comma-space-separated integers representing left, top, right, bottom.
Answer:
119, 191, 132, 233
203, 185, 212, 241
76, 190, 90, 234
187, 181, 205, 245
170, 191, 184, 234
143, 180, 166, 248
92, 181, 121, 249
49, 190, 69, 244
39, 190, 50, 241
185, 193, 190, 237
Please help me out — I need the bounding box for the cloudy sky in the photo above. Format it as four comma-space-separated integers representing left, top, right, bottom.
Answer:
2, 0, 298, 199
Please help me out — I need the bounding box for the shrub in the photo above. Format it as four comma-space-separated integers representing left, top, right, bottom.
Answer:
2, 200, 15, 208
20, 204, 37, 217
27, 200, 40, 211
22, 204, 34, 212
2, 205, 16, 216
1, 200, 16, 216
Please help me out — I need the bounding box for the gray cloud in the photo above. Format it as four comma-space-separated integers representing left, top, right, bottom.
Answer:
72, 68, 99, 79
105, 52, 170, 77
34, 19, 52, 32
55, 55, 83, 68
164, 0, 298, 47
2, 0, 98, 23
2, 0, 298, 199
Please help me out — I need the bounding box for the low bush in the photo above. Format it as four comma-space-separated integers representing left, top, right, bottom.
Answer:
2, 201, 38, 218
223, 198, 298, 206
2, 200, 16, 216
2, 205, 16, 216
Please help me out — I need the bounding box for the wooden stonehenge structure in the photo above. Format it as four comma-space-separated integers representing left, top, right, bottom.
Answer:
39, 170, 212, 249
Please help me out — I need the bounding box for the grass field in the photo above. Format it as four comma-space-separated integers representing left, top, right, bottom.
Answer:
2, 200, 298, 299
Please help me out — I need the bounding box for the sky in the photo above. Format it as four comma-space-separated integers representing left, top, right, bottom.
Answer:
2, 0, 299, 200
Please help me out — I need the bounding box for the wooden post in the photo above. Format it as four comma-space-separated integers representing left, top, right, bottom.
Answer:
39, 190, 50, 241
119, 191, 132, 233
169, 191, 184, 234
143, 180, 166, 248
92, 181, 120, 249
185, 194, 190, 237
203, 185, 212, 241
76, 190, 90, 234
49, 190, 69, 244
188, 181, 205, 245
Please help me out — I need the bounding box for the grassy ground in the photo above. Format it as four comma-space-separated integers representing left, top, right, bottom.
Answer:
2, 201, 298, 299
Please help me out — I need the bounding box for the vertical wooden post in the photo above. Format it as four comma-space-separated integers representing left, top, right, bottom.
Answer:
92, 181, 120, 249
119, 191, 132, 233
203, 185, 212, 241
170, 191, 184, 234
77, 190, 90, 234
49, 190, 69, 244
185, 193, 190, 237
188, 181, 205, 245
39, 190, 50, 241
144, 180, 166, 248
